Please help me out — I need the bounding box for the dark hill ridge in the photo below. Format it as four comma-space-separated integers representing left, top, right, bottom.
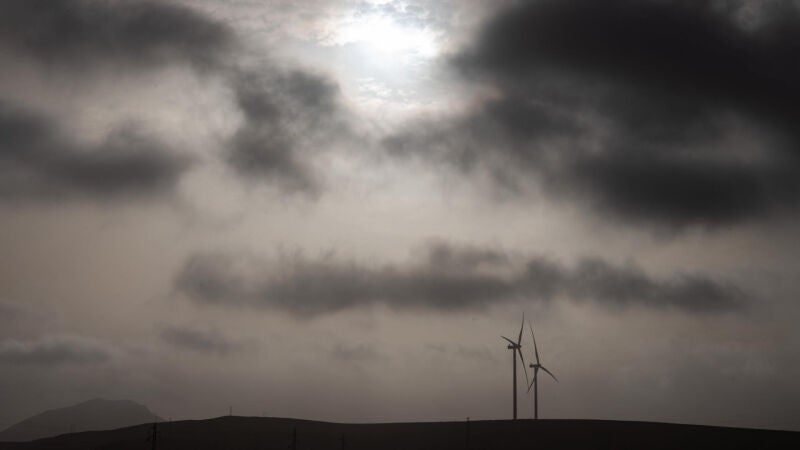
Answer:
0, 416, 797, 450
0, 399, 160, 442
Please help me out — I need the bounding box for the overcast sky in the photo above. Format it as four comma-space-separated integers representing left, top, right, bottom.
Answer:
1, 0, 799, 432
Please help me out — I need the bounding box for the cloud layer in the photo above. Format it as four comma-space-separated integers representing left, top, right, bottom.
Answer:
0, 0, 234, 72
176, 242, 744, 316
160, 325, 247, 355
388, 0, 800, 229
0, 102, 190, 201
0, 0, 352, 202
226, 67, 346, 194
0, 336, 112, 365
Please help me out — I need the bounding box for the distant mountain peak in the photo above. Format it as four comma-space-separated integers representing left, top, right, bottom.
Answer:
0, 398, 161, 442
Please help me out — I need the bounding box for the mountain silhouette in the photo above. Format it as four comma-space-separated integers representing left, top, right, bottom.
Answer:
0, 399, 160, 442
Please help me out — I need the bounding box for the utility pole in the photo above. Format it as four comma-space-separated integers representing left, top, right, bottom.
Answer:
289, 428, 297, 450
149, 422, 159, 450
465, 417, 470, 450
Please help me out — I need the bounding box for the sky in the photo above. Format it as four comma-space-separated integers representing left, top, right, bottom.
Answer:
1, 0, 799, 432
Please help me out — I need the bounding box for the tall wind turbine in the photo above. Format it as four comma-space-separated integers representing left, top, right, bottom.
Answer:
501, 314, 529, 420
527, 321, 558, 420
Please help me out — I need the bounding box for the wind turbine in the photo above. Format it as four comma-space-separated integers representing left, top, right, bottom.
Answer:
501, 314, 529, 420
527, 321, 558, 419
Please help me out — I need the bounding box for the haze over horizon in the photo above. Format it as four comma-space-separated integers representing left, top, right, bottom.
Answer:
1, 0, 799, 432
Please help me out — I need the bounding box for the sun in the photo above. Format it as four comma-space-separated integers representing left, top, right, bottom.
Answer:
327, 5, 440, 62
336, 14, 439, 59
318, 2, 445, 106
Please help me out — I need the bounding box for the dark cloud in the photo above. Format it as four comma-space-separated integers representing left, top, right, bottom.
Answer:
160, 325, 246, 355
566, 155, 795, 228
175, 242, 743, 317
0, 0, 234, 72
175, 247, 513, 316
388, 0, 800, 229
0, 0, 351, 197
0, 336, 112, 365
225, 68, 343, 194
424, 240, 509, 272
524, 257, 744, 312
0, 101, 190, 202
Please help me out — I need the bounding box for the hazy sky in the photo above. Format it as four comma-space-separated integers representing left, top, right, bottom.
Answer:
1, 0, 799, 431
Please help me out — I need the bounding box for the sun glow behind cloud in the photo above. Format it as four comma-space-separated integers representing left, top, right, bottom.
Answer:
312, 2, 450, 114
332, 13, 439, 59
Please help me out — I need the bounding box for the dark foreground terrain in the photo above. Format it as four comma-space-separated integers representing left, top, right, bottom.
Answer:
0, 416, 796, 450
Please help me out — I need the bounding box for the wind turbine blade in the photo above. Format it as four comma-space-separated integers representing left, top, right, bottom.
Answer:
540, 366, 559, 383
529, 322, 540, 364
501, 336, 516, 347
517, 313, 525, 345
526, 368, 538, 393
518, 350, 529, 386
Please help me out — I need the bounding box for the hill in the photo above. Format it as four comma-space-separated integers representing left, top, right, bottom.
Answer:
0, 416, 796, 450
0, 399, 160, 442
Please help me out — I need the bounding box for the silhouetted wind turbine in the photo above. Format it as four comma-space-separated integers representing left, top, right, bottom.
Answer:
501, 314, 529, 420
527, 321, 558, 419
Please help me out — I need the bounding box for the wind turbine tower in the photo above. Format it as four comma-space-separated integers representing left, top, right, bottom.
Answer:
527, 321, 558, 419
501, 314, 529, 420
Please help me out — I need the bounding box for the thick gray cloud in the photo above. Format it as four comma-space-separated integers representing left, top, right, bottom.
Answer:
0, 0, 234, 72
175, 247, 513, 316
0, 336, 112, 365
0, 0, 351, 199
175, 242, 743, 316
524, 257, 744, 312
160, 325, 246, 355
425, 242, 509, 272
387, 0, 800, 229
0, 101, 190, 202
226, 67, 344, 194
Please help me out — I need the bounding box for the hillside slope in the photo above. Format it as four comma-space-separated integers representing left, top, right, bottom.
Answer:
0, 399, 160, 442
